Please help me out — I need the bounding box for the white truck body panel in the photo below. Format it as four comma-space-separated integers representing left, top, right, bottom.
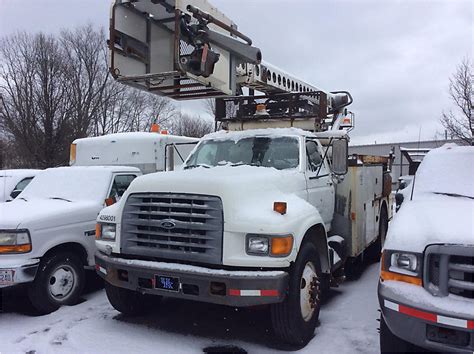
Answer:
71, 132, 198, 174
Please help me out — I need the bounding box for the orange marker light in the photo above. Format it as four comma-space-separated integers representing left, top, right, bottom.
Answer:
273, 202, 287, 215
69, 143, 77, 164
95, 223, 101, 239
271, 236, 293, 256
160, 129, 168, 135
150, 123, 160, 133
380, 270, 422, 286
0, 244, 32, 254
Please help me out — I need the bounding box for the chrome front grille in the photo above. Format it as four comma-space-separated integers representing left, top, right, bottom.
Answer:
121, 193, 224, 265
424, 245, 474, 299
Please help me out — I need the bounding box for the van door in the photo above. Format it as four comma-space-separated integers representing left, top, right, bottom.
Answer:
305, 139, 335, 230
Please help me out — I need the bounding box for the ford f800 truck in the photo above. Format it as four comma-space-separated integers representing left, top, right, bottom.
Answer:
95, 126, 392, 346
95, 0, 392, 346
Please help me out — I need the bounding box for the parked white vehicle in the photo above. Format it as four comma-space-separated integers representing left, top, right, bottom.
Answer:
0, 165, 141, 314
0, 169, 40, 202
95, 127, 392, 346
379, 144, 474, 352
70, 132, 198, 174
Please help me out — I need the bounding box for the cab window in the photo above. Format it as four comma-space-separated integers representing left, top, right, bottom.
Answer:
306, 141, 323, 171
108, 175, 137, 200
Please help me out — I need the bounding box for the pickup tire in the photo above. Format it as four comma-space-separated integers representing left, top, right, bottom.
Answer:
270, 242, 321, 347
105, 282, 158, 316
28, 252, 85, 315
380, 314, 421, 352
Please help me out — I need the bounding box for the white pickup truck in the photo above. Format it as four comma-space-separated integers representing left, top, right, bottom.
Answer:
0, 165, 140, 314
379, 144, 474, 353
95, 127, 392, 346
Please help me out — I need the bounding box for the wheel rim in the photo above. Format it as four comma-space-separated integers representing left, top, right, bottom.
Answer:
300, 261, 319, 322
48, 265, 76, 301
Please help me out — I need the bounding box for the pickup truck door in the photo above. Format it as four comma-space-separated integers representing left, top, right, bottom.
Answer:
305, 139, 335, 230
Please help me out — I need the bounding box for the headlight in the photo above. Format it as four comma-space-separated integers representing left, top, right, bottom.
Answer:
381, 250, 422, 285
246, 234, 293, 257
0, 230, 32, 254
96, 223, 116, 241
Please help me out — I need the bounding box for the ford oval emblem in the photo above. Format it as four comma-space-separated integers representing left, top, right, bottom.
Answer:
160, 220, 176, 229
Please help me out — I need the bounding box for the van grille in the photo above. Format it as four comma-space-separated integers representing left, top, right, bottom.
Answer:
424, 245, 474, 299
121, 193, 223, 265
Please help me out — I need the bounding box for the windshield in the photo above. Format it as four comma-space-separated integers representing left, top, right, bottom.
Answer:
414, 145, 474, 199
185, 136, 300, 170
19, 167, 112, 202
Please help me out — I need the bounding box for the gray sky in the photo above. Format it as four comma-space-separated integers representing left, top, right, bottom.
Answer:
0, 0, 472, 144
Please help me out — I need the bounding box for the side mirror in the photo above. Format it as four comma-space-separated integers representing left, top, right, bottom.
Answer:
9, 190, 22, 199
395, 193, 404, 211
332, 138, 348, 175
105, 197, 116, 206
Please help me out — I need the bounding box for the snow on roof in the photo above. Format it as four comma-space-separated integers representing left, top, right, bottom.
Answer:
73, 132, 197, 144
202, 127, 313, 141
414, 144, 474, 199
0, 169, 41, 177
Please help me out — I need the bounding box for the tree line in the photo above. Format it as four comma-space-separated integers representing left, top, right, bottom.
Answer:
0, 25, 213, 169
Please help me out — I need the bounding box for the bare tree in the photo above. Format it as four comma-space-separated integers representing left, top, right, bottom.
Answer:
170, 113, 214, 138
0, 32, 73, 168
441, 58, 473, 145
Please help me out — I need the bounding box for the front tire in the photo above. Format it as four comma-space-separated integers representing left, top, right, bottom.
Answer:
105, 282, 158, 316
271, 242, 322, 347
28, 252, 85, 315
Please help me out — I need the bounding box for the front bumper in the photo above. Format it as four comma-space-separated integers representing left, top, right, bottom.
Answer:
0, 258, 40, 288
379, 280, 474, 352
95, 252, 289, 307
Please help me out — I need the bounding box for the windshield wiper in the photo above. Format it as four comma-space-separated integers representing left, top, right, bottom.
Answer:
49, 197, 72, 202
184, 164, 211, 170
433, 192, 474, 200
230, 162, 261, 167
17, 197, 28, 202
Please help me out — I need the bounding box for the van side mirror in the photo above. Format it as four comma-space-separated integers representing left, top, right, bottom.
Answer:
9, 189, 22, 199
332, 138, 348, 175
395, 193, 404, 211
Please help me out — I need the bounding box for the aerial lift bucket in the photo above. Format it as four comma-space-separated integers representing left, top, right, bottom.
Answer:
109, 0, 261, 100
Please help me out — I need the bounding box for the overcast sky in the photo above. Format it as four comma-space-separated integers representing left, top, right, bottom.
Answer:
0, 0, 471, 145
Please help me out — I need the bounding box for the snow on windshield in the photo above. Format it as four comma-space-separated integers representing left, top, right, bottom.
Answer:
414, 144, 474, 199
185, 136, 300, 170
19, 167, 111, 202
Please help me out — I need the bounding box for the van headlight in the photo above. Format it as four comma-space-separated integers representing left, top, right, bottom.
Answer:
95, 223, 116, 241
0, 230, 32, 253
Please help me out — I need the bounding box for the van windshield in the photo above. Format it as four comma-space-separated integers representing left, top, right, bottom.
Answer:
185, 136, 300, 170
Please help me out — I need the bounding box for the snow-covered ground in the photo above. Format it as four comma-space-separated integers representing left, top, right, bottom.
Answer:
0, 263, 380, 354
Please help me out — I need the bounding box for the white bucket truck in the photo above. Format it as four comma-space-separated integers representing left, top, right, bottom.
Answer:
95, 0, 393, 346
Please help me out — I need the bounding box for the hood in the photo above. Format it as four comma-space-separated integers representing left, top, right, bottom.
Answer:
384, 193, 474, 253
122, 165, 312, 231
0, 198, 102, 230
130, 165, 304, 196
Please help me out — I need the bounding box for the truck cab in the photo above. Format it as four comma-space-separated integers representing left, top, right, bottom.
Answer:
0, 166, 141, 314
95, 126, 390, 346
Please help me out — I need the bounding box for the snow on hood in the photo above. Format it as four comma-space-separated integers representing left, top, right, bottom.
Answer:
384, 193, 474, 253
0, 198, 101, 230
19, 166, 112, 203
124, 165, 313, 228
413, 144, 474, 199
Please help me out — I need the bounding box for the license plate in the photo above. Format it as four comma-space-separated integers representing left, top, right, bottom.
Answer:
0, 270, 14, 285
154, 275, 180, 292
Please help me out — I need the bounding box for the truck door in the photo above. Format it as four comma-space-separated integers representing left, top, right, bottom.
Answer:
305, 139, 335, 229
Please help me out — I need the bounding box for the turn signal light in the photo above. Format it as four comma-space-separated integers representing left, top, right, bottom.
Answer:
271, 236, 293, 256
0, 244, 32, 254
273, 202, 287, 215
380, 270, 422, 286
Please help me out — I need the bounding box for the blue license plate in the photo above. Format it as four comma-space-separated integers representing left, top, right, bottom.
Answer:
155, 275, 180, 292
